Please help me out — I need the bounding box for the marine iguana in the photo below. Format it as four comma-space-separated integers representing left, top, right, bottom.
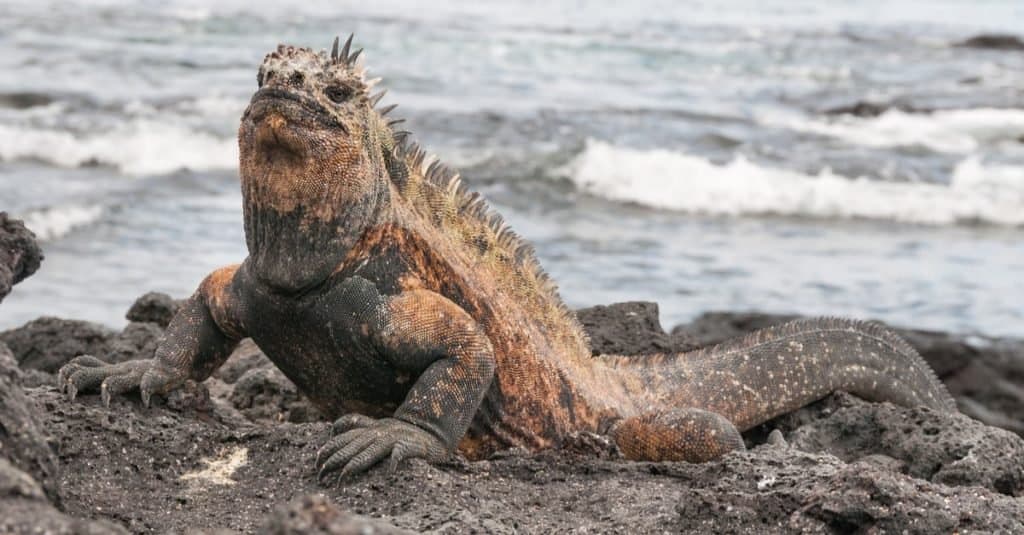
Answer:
58, 36, 955, 478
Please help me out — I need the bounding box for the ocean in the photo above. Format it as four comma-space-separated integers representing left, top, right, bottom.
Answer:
1, 0, 1022, 336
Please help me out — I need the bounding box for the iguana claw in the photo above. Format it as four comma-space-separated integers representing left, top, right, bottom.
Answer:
57, 356, 182, 408
315, 416, 446, 481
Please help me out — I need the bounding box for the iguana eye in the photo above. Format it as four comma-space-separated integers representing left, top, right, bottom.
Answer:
257, 70, 275, 88
325, 85, 352, 104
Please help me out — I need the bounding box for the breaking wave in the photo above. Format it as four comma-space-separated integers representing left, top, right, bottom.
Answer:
764, 108, 1024, 154
19, 204, 105, 241
562, 140, 1024, 226
0, 120, 237, 176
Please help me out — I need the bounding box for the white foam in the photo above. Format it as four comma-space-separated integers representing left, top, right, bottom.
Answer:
563, 140, 1024, 226
763, 108, 1024, 154
182, 96, 248, 119
0, 120, 237, 176
20, 204, 104, 241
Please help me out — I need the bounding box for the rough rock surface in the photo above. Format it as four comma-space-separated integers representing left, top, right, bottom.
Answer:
29, 385, 1024, 533
125, 291, 182, 328
0, 317, 164, 374
1, 342, 128, 534
1, 457, 128, 535
0, 317, 115, 373
230, 367, 322, 424
258, 494, 413, 534
956, 33, 1024, 50
0, 212, 43, 303
0, 342, 61, 504
753, 392, 1024, 496
106, 321, 166, 363
1, 298, 1023, 532
214, 338, 275, 384
576, 301, 698, 355
672, 445, 1024, 533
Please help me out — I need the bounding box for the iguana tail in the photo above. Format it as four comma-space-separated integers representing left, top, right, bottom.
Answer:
609, 317, 955, 432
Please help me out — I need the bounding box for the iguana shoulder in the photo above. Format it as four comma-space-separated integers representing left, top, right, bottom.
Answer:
381, 138, 591, 359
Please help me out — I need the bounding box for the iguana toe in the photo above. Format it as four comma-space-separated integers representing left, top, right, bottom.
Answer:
100, 369, 146, 407
58, 355, 107, 398
57, 355, 105, 384
139, 364, 182, 408
64, 367, 112, 401
316, 417, 446, 481
56, 358, 180, 408
330, 413, 377, 436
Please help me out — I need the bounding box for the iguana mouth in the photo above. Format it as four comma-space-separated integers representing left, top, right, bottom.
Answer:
243, 88, 348, 159
245, 87, 347, 132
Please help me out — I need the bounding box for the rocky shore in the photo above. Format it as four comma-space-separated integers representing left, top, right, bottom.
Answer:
2, 219, 1024, 533
0, 213, 43, 304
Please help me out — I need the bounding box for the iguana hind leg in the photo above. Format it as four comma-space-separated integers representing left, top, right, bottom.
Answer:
58, 265, 244, 406
611, 409, 744, 463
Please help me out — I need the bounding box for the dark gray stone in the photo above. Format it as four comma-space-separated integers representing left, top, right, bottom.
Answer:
957, 34, 1024, 50
576, 301, 697, 356
0, 317, 114, 373
125, 291, 182, 328
0, 212, 43, 303
0, 342, 61, 505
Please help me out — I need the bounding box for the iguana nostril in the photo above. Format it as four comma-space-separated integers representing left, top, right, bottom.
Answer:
290, 72, 305, 85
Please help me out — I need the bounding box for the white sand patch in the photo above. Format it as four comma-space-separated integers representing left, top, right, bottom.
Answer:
179, 447, 249, 487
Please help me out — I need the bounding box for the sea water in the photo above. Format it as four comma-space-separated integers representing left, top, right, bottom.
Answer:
0, 0, 1022, 336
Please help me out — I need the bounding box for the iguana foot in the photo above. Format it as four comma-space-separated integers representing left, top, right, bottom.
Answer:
57, 356, 185, 407
316, 414, 447, 480
612, 408, 745, 463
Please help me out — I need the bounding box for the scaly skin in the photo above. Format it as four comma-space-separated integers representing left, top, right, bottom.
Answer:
58, 36, 955, 478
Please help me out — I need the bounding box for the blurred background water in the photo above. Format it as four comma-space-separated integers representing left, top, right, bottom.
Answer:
1, 0, 1022, 336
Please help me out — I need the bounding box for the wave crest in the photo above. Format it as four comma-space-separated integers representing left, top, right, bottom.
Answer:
763, 108, 1024, 154
0, 120, 237, 176
562, 140, 1024, 226
20, 204, 104, 241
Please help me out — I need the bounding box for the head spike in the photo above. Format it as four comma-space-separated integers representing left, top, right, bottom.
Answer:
330, 36, 339, 61
369, 89, 387, 107
347, 48, 363, 65
378, 103, 398, 116
426, 160, 442, 180
339, 34, 353, 63
387, 118, 406, 127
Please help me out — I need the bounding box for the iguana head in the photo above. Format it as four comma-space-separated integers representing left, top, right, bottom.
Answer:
238, 36, 397, 292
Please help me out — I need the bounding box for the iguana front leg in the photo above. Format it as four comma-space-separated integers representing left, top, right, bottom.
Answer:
317, 282, 496, 478
58, 265, 244, 406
